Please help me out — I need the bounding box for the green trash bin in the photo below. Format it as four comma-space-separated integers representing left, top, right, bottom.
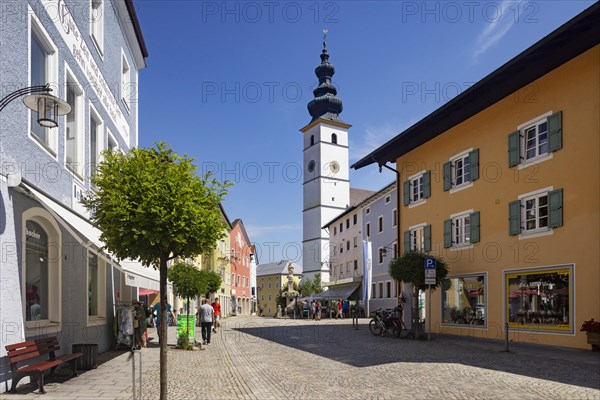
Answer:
177, 315, 196, 340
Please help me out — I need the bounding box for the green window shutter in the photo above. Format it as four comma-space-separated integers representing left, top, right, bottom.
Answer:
403, 230, 410, 254
508, 131, 521, 167
423, 171, 431, 198
508, 200, 521, 236
443, 162, 452, 191
424, 225, 432, 252
443, 219, 452, 248
548, 111, 563, 152
470, 211, 480, 243
548, 189, 563, 228
403, 180, 410, 206
469, 149, 479, 181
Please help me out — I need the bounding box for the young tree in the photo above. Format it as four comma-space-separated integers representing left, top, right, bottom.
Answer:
201, 269, 223, 298
388, 251, 448, 339
83, 143, 229, 399
167, 262, 205, 342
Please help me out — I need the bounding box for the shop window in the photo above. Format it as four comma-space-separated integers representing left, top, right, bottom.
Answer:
442, 274, 486, 326
505, 266, 573, 333
23, 210, 61, 330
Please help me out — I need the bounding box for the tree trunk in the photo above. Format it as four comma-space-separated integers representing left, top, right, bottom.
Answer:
186, 296, 190, 341
159, 254, 168, 400
412, 285, 420, 339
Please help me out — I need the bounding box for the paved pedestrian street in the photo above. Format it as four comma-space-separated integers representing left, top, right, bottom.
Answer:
6, 316, 599, 400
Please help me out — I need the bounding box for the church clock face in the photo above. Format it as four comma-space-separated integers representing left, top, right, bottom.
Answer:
328, 161, 340, 174
307, 160, 316, 173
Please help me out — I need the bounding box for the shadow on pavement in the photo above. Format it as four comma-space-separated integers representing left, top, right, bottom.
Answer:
233, 321, 600, 390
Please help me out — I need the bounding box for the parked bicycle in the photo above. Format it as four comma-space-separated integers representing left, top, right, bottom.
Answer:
369, 308, 401, 338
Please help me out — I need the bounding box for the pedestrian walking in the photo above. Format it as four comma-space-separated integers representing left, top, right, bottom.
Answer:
132, 300, 147, 349
211, 298, 221, 333
315, 300, 321, 321
336, 299, 343, 319
200, 298, 214, 345
152, 301, 175, 344
311, 300, 316, 320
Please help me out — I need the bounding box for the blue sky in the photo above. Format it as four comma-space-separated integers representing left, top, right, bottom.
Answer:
135, 0, 595, 264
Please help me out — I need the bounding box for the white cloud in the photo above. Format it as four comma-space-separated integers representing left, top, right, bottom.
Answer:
472, 1, 521, 63
349, 119, 416, 163
246, 224, 302, 237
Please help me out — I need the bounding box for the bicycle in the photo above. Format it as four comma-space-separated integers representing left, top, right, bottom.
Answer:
369, 308, 401, 338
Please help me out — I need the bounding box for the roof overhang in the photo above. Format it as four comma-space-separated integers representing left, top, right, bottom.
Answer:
300, 118, 352, 133
352, 3, 600, 170
116, 0, 149, 69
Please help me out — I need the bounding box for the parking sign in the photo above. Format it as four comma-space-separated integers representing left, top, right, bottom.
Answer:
424, 257, 436, 285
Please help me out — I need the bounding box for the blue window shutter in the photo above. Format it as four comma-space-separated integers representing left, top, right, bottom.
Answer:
548, 111, 563, 152
548, 189, 563, 228
423, 171, 431, 198
443, 162, 452, 191
443, 219, 452, 248
470, 211, 480, 243
469, 149, 479, 181
403, 230, 410, 254
424, 225, 432, 252
403, 180, 410, 206
508, 131, 521, 167
509, 200, 521, 235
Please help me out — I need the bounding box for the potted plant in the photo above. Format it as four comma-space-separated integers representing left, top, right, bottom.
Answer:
580, 319, 600, 351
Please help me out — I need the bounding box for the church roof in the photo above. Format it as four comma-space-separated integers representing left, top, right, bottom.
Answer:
257, 260, 303, 276
307, 33, 347, 124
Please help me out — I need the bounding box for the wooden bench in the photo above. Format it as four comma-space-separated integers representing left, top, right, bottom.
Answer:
5, 336, 83, 394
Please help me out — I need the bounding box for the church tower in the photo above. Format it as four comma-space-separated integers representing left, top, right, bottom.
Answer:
301, 34, 351, 283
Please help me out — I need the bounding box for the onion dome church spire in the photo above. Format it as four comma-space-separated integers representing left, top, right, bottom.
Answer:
307, 30, 346, 124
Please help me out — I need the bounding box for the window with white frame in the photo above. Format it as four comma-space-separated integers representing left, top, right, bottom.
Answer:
90, 0, 104, 55
107, 131, 117, 153
523, 119, 548, 161
65, 73, 84, 177
452, 153, 470, 186
509, 112, 562, 168
378, 282, 384, 298
378, 216, 383, 233
353, 236, 357, 248
409, 226, 425, 251
121, 52, 131, 109
453, 213, 471, 246
378, 247, 384, 264
353, 214, 357, 225
386, 281, 391, 298
385, 195, 391, 204
523, 192, 549, 232
371, 283, 376, 299
365, 208, 370, 215
30, 18, 57, 154
89, 107, 103, 181
346, 241, 350, 251
410, 174, 424, 202
268, 281, 271, 289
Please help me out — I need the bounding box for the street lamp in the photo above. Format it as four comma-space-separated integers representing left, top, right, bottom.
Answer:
0, 84, 71, 127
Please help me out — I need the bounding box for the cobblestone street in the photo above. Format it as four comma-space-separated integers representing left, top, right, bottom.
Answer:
7, 316, 600, 400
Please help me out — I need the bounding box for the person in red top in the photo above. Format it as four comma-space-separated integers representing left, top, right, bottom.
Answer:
211, 298, 221, 333
336, 299, 343, 319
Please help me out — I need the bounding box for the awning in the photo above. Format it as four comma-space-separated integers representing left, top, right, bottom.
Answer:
139, 289, 159, 296
120, 259, 162, 291
310, 283, 361, 301
20, 181, 163, 291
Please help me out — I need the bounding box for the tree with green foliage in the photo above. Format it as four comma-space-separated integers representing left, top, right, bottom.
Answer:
388, 251, 448, 339
167, 262, 205, 343
200, 269, 223, 298
83, 142, 229, 400
298, 273, 323, 296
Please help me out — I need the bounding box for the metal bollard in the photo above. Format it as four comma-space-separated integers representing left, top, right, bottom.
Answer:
504, 322, 510, 352
131, 349, 142, 400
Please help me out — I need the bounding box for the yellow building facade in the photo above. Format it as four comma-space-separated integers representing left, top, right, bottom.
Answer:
353, 6, 599, 349
257, 261, 302, 317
